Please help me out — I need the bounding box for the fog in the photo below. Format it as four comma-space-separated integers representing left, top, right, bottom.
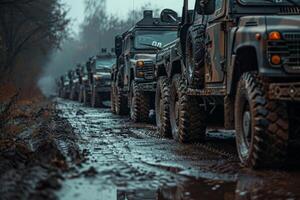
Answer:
38, 0, 183, 96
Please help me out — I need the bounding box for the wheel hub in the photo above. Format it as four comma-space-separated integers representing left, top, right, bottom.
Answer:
243, 110, 251, 141
239, 104, 252, 159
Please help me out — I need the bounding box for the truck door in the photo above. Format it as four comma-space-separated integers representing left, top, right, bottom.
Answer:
123, 36, 131, 87
205, 0, 225, 84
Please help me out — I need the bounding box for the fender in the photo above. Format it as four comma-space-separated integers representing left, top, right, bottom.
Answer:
227, 16, 266, 94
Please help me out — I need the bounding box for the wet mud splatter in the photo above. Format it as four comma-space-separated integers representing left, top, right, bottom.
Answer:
56, 99, 300, 200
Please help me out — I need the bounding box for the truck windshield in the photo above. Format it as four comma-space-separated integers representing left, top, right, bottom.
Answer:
96, 58, 115, 70
239, 0, 300, 6
134, 30, 177, 49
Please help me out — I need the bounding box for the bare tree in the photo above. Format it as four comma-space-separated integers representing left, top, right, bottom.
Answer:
0, 0, 69, 75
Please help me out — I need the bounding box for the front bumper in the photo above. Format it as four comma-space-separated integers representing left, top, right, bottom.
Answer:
96, 86, 111, 93
269, 82, 300, 101
136, 82, 157, 92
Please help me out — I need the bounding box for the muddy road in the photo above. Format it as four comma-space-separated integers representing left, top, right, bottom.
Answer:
56, 98, 300, 200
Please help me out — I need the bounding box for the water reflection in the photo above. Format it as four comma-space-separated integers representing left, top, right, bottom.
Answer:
114, 174, 300, 200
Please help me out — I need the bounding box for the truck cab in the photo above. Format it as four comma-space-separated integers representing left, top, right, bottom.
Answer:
112, 10, 179, 122
90, 52, 115, 107
83, 52, 115, 107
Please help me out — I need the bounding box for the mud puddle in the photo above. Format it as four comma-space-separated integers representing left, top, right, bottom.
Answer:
56, 99, 300, 200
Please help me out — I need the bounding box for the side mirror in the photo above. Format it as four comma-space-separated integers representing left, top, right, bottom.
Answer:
160, 9, 178, 23
101, 48, 107, 53
115, 35, 123, 57
196, 0, 215, 15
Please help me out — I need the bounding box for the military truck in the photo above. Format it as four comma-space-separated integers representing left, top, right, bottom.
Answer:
57, 76, 65, 98
155, 0, 300, 168
111, 10, 179, 122
83, 52, 115, 107
78, 64, 89, 103
66, 70, 76, 99
59, 73, 71, 99
70, 65, 82, 101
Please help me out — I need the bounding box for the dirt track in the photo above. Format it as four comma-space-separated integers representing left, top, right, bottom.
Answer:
56, 98, 300, 200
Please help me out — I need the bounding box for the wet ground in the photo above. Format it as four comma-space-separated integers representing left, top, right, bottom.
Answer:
56, 98, 300, 200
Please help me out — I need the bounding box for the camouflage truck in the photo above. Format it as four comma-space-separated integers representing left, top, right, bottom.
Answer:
59, 73, 71, 99
111, 10, 179, 122
78, 64, 89, 103
155, 0, 300, 168
83, 52, 115, 107
57, 76, 65, 98
67, 70, 76, 99
70, 64, 82, 101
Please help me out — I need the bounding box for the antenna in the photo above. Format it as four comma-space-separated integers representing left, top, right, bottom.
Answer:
132, 0, 135, 26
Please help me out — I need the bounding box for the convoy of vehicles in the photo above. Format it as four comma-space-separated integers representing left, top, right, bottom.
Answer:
111, 10, 179, 122
58, 0, 300, 169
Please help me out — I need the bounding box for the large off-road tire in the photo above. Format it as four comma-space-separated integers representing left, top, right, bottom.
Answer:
83, 87, 91, 106
115, 87, 129, 115
70, 87, 78, 101
111, 85, 116, 114
91, 87, 102, 108
155, 76, 171, 138
170, 74, 207, 143
129, 81, 150, 123
78, 86, 84, 103
185, 27, 206, 89
235, 72, 289, 168
64, 90, 70, 99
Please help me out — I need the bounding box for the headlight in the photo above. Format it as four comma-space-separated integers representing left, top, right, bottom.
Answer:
271, 55, 281, 65
136, 72, 145, 78
269, 31, 281, 41
136, 60, 144, 67
94, 75, 101, 81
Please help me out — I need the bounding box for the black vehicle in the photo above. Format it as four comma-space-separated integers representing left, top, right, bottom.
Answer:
83, 52, 115, 107
57, 76, 65, 98
59, 73, 71, 99
155, 0, 300, 168
70, 64, 82, 101
111, 10, 179, 122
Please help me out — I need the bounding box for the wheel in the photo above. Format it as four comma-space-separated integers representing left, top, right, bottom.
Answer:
91, 87, 101, 108
185, 28, 206, 89
111, 85, 116, 113
170, 74, 207, 143
91, 88, 96, 107
115, 87, 129, 115
155, 76, 171, 138
70, 87, 77, 101
129, 81, 150, 123
235, 72, 289, 168
83, 87, 91, 106
78, 86, 83, 102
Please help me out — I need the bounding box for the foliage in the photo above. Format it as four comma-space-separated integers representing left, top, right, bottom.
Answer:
0, 0, 69, 74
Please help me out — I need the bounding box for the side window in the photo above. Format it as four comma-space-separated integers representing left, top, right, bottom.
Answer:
188, 0, 196, 10
215, 0, 223, 14
124, 37, 130, 52
208, 0, 224, 21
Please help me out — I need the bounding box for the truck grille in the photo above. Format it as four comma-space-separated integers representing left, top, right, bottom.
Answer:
280, 7, 300, 15
267, 33, 300, 74
137, 64, 155, 80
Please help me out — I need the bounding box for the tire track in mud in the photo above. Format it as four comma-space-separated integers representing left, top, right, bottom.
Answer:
55, 99, 300, 200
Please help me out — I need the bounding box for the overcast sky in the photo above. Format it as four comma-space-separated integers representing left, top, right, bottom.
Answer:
63, 0, 183, 34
